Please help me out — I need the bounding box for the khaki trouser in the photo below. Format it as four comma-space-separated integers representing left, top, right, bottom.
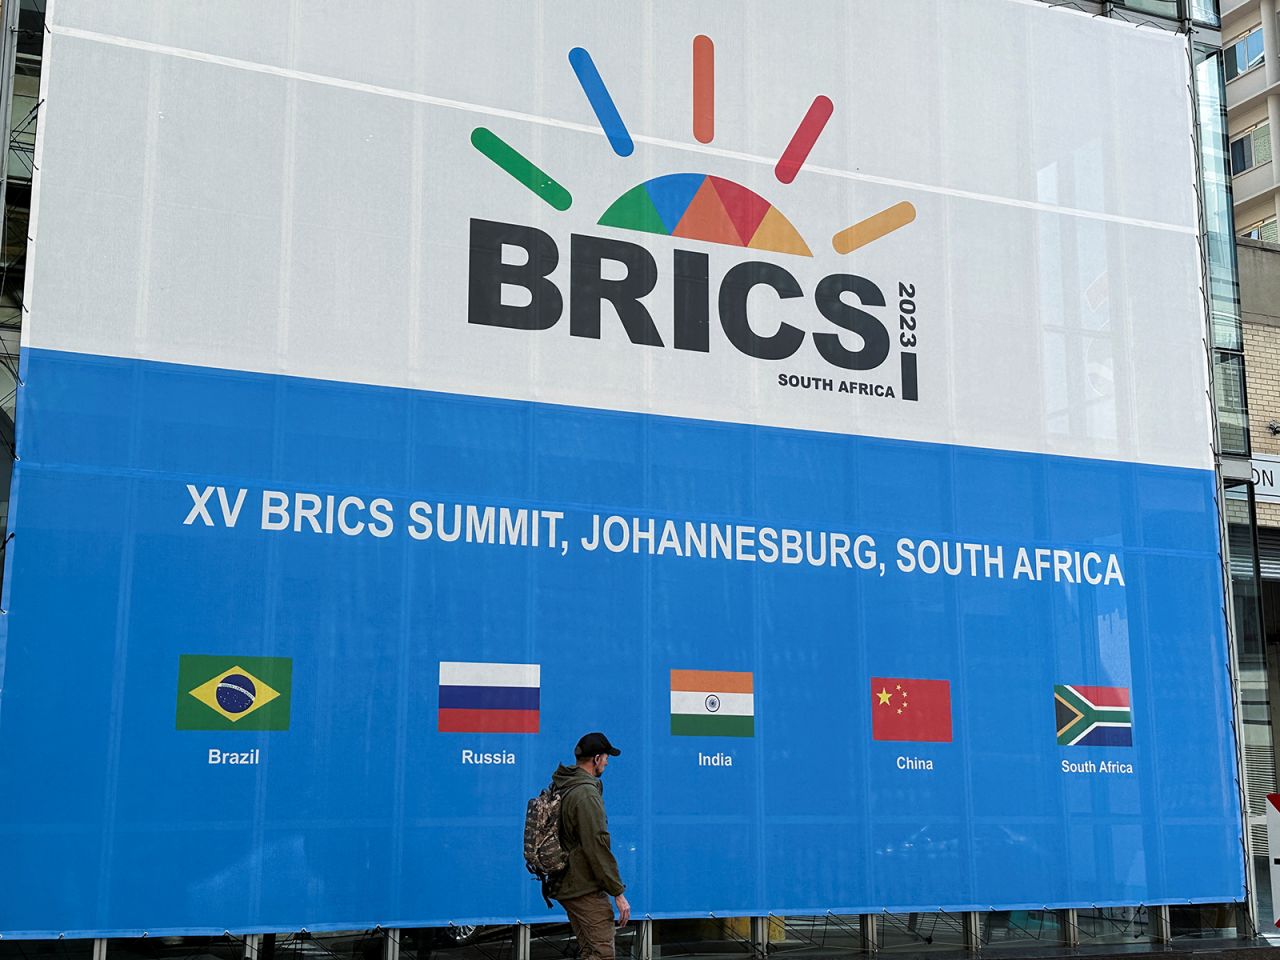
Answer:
560, 890, 616, 960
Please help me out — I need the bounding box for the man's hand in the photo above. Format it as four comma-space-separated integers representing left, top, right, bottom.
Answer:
615, 893, 631, 927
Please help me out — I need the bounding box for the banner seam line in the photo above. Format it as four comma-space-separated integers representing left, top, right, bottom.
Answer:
48, 23, 1196, 237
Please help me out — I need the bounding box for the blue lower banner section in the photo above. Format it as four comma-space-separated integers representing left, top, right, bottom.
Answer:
0, 348, 1245, 936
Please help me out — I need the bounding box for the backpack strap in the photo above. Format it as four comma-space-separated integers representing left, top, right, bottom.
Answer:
555, 779, 594, 835
544, 780, 595, 909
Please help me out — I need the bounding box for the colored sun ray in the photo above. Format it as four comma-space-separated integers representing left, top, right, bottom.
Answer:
693, 35, 714, 144
644, 173, 706, 232
774, 95, 833, 184
749, 206, 812, 257
568, 47, 634, 157
709, 176, 770, 245
470, 127, 572, 211
599, 182, 668, 235
673, 178, 743, 246
831, 201, 916, 254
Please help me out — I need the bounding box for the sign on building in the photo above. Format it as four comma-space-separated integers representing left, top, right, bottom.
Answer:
1253, 453, 1280, 502
0, 0, 1244, 936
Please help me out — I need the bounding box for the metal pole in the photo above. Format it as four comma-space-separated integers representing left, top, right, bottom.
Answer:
243, 934, 261, 960
749, 917, 769, 960
0, 0, 24, 219
92, 939, 107, 960
962, 912, 981, 954
859, 914, 877, 954
1060, 909, 1079, 949
638, 918, 653, 960
514, 923, 530, 960
1152, 905, 1172, 944
385, 929, 400, 960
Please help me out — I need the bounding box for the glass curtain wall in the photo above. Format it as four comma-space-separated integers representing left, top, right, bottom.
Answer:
1196, 46, 1251, 456
1121, 0, 1181, 18
1196, 39, 1264, 934
1115, 0, 1220, 25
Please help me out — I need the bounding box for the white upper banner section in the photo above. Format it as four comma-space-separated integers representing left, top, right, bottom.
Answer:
27, 0, 1211, 469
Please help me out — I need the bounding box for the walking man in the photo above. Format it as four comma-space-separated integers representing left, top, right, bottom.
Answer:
550, 732, 631, 960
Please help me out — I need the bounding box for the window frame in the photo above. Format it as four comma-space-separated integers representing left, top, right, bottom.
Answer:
1225, 25, 1266, 82
1239, 216, 1279, 242
1230, 121, 1271, 176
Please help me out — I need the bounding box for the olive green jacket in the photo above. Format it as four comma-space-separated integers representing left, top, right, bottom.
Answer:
549, 764, 625, 901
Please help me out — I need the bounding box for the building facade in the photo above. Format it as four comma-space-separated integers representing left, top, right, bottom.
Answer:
1224, 0, 1280, 241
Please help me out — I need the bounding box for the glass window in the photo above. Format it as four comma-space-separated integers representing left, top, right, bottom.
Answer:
1241, 216, 1280, 242
1073, 907, 1155, 945
877, 912, 968, 953
1195, 48, 1244, 352
1215, 350, 1250, 456
978, 911, 1065, 949
1190, 0, 1220, 27
1119, 0, 1179, 19
6, 59, 38, 184
1231, 133, 1253, 174
105, 937, 247, 960
650, 918, 752, 958
1169, 903, 1241, 939
1226, 26, 1265, 81
1230, 123, 1271, 175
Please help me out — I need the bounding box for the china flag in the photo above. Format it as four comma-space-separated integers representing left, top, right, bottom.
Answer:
871, 677, 952, 742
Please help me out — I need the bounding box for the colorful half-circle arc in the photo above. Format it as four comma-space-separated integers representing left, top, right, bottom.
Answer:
599, 173, 811, 257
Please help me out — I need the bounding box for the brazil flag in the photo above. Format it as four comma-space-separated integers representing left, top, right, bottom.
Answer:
176, 655, 292, 730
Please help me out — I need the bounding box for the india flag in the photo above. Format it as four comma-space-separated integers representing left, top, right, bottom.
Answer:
670, 669, 754, 737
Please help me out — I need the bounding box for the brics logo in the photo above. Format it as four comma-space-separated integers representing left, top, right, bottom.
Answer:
176, 655, 292, 730
468, 36, 921, 395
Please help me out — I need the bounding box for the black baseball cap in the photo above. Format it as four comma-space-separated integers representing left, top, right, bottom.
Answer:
575, 731, 620, 758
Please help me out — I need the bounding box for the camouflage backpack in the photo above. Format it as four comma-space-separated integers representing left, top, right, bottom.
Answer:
523, 780, 588, 904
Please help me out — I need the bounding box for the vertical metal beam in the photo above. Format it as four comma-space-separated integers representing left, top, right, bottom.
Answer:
243, 935, 261, 960
384, 929, 400, 960
962, 912, 981, 954
1152, 904, 1172, 944
513, 923, 530, 960
749, 916, 769, 960
1215, 483, 1265, 934
0, 0, 23, 213
0, 0, 23, 410
859, 914, 877, 954
1060, 909, 1079, 949
92, 939, 108, 960
638, 918, 653, 960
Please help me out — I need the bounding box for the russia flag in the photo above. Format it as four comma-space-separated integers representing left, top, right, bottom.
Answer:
437, 661, 541, 734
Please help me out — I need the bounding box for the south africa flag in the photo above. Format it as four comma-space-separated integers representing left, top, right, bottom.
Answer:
1054, 684, 1131, 747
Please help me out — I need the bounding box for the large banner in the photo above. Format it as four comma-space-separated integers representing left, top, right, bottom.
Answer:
0, 0, 1244, 937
